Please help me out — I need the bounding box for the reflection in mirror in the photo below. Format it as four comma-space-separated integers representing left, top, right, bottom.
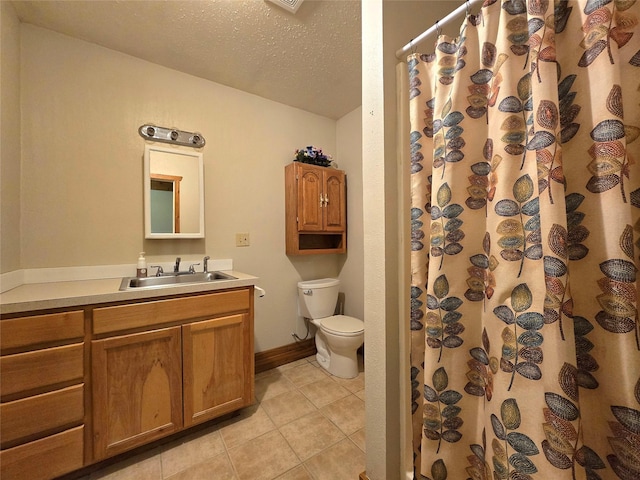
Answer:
144, 145, 204, 239
150, 173, 182, 233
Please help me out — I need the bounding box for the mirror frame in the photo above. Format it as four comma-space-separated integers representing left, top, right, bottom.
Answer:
144, 144, 205, 239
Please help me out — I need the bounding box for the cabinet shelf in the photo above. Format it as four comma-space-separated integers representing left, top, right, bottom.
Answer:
298, 233, 345, 253
285, 162, 347, 255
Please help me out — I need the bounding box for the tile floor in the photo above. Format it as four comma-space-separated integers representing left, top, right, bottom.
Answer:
81, 355, 365, 480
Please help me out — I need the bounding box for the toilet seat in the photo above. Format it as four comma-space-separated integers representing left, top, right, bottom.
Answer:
319, 315, 364, 337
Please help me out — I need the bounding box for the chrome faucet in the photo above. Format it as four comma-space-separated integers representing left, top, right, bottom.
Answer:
188, 263, 200, 274
203, 256, 210, 272
150, 265, 164, 277
174, 257, 181, 273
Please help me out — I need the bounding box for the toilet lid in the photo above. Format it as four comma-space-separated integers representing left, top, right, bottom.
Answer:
320, 315, 364, 335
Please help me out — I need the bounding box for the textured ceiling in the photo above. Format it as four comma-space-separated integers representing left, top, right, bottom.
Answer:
11, 0, 362, 120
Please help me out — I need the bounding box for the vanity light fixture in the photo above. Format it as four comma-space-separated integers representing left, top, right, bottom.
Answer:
138, 124, 205, 148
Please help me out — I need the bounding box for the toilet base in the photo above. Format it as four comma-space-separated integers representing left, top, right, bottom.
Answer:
312, 322, 363, 379
315, 352, 330, 370
325, 349, 360, 379
315, 349, 360, 379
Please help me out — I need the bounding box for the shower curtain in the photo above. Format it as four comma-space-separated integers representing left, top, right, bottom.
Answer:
409, 1, 640, 479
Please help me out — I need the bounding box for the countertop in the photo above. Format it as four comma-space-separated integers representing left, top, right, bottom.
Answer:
0, 270, 258, 315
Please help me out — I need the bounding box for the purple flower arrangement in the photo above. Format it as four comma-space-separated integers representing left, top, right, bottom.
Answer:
294, 146, 332, 167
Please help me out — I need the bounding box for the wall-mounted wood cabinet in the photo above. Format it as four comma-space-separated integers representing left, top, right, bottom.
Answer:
285, 162, 346, 255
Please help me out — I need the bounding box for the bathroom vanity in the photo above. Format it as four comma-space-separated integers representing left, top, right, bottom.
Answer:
0, 274, 256, 480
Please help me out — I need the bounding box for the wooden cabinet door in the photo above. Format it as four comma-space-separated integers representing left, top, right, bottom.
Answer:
323, 169, 346, 231
182, 314, 254, 427
297, 166, 324, 232
285, 162, 347, 254
91, 327, 182, 460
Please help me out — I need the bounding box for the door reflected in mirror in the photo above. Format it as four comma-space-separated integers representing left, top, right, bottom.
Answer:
144, 145, 204, 239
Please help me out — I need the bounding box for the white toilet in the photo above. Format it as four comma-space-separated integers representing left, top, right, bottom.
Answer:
297, 278, 364, 379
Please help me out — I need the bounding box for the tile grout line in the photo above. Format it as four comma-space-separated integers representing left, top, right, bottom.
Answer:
92, 355, 364, 480
257, 357, 364, 479
260, 371, 343, 477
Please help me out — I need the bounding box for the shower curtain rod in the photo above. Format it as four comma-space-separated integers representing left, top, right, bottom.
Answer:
395, 0, 483, 60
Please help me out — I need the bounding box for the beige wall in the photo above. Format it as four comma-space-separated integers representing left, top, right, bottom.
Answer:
362, 1, 466, 479
7, 24, 364, 353
1, 2, 21, 274
337, 106, 364, 321
362, 4, 390, 477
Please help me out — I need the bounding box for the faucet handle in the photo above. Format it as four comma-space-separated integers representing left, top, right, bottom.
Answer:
203, 256, 210, 272
188, 263, 201, 274
150, 265, 164, 277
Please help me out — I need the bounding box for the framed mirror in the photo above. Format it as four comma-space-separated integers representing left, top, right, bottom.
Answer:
144, 144, 204, 239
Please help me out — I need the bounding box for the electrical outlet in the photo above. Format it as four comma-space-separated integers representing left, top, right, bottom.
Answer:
236, 233, 250, 247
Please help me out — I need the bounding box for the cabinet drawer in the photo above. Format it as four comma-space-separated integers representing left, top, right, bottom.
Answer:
1, 311, 84, 352
0, 426, 84, 480
93, 288, 251, 334
1, 384, 84, 448
1, 344, 84, 399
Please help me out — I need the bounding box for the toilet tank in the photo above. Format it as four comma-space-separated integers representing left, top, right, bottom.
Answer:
297, 278, 340, 319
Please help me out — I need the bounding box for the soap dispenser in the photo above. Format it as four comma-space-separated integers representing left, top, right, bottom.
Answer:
137, 252, 147, 278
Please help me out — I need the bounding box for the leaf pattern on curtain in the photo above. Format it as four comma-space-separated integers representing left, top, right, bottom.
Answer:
408, 1, 640, 479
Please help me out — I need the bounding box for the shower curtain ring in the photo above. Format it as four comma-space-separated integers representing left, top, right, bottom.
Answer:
466, 0, 471, 16
436, 20, 442, 37
410, 38, 416, 54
